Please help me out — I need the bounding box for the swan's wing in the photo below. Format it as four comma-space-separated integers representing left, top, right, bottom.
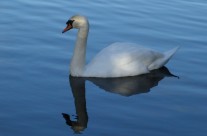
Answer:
84, 43, 165, 77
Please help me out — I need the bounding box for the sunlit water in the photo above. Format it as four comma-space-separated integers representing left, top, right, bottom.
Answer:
0, 0, 207, 135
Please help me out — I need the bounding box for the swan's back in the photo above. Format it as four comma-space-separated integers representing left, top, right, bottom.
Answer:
83, 43, 178, 78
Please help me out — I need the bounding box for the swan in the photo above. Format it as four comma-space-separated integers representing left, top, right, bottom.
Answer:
62, 15, 179, 78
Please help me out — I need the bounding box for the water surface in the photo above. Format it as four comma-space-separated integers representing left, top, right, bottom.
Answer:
0, 0, 207, 135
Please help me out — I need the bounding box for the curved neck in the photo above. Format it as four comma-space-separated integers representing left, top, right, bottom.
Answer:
70, 25, 89, 76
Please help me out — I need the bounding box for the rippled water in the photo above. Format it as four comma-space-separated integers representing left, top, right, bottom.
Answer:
1, 0, 207, 135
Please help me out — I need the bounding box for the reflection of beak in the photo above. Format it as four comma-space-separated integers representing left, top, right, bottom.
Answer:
62, 24, 73, 33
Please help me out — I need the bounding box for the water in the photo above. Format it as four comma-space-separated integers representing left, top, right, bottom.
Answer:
1, 0, 207, 135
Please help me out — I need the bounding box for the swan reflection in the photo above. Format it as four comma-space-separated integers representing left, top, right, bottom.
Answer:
86, 66, 178, 96
62, 77, 88, 134
62, 67, 178, 133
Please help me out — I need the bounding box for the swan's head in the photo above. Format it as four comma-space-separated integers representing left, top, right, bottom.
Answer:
62, 15, 89, 33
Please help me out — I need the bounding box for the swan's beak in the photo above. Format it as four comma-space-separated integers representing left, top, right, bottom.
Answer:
62, 24, 73, 33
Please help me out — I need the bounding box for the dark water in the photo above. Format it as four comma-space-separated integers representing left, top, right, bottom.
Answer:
1, 0, 207, 135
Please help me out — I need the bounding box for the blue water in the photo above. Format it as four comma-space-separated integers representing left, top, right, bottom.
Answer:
1, 0, 207, 135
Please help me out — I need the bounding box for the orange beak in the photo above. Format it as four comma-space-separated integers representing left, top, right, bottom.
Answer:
62, 24, 73, 33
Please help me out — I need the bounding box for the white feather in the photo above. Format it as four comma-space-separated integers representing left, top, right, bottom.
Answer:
64, 15, 179, 77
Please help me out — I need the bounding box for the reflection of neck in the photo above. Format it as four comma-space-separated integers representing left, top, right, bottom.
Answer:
69, 76, 88, 128
70, 26, 89, 77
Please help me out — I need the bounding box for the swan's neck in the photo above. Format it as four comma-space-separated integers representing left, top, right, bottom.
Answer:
70, 26, 89, 76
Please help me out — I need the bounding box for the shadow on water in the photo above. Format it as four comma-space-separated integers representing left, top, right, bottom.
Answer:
62, 67, 178, 133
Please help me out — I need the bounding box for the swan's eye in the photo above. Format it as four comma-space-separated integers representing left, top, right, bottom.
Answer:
66, 20, 74, 26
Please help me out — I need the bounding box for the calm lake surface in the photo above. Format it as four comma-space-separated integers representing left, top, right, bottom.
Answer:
1, 0, 207, 135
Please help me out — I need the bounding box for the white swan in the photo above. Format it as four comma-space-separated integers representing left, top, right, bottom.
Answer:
62, 15, 179, 78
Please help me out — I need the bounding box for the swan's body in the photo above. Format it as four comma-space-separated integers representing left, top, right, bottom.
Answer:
62, 15, 179, 78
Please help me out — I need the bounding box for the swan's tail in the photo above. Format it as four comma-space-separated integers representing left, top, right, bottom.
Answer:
164, 46, 180, 61
148, 46, 180, 70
